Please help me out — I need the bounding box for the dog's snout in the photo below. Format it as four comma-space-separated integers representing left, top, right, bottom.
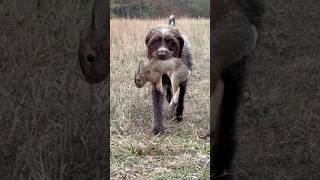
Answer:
157, 48, 168, 59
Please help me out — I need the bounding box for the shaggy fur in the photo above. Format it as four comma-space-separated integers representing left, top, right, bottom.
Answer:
211, 0, 264, 178
144, 24, 192, 134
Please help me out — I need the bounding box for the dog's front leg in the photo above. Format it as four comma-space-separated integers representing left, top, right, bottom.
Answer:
152, 84, 164, 134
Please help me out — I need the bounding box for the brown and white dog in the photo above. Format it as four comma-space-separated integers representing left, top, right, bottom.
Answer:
136, 24, 192, 135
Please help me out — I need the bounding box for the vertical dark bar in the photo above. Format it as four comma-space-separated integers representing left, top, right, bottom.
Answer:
212, 0, 320, 179
76, 0, 110, 178
211, 0, 265, 179
105, 0, 110, 178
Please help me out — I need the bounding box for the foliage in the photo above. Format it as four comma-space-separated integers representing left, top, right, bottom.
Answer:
110, 0, 210, 18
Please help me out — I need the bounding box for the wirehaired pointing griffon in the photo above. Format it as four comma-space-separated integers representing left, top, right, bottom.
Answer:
135, 24, 192, 135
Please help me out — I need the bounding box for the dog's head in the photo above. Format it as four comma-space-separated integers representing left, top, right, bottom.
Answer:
145, 25, 184, 60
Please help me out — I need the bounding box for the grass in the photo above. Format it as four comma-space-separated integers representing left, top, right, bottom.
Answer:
0, 0, 108, 179
110, 18, 210, 179
234, 0, 320, 179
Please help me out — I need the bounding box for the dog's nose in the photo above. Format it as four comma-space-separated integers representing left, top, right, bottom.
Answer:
157, 49, 168, 59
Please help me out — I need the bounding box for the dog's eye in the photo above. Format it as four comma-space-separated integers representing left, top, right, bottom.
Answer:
165, 38, 175, 45
150, 40, 161, 49
165, 38, 174, 44
155, 37, 162, 41
166, 40, 177, 51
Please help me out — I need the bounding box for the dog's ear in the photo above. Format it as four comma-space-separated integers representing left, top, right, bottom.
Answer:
145, 31, 152, 46
178, 36, 184, 58
174, 33, 184, 58
145, 30, 155, 59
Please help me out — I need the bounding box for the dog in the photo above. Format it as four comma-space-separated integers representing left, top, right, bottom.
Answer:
138, 23, 192, 134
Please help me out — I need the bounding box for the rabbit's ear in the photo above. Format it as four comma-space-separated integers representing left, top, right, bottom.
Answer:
135, 60, 147, 88
92, 0, 107, 38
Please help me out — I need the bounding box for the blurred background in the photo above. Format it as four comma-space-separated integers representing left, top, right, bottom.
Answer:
0, 0, 108, 179
236, 0, 320, 179
110, 0, 210, 18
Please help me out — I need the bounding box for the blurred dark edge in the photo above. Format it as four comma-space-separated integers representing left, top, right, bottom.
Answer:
211, 0, 320, 179
0, 0, 110, 179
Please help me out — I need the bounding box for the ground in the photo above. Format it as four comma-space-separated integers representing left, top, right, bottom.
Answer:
235, 0, 320, 179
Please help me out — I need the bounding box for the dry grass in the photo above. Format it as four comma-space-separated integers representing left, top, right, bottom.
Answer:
0, 1, 107, 178
110, 18, 210, 179
235, 0, 320, 178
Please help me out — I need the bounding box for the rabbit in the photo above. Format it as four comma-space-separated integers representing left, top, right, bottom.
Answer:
78, 0, 108, 84
135, 57, 190, 110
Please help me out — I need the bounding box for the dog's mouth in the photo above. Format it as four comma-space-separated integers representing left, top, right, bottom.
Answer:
157, 51, 175, 60
158, 55, 168, 60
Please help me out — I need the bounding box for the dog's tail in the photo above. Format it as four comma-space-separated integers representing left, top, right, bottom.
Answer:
168, 14, 175, 26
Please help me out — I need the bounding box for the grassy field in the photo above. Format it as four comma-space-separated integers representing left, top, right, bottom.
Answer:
110, 18, 210, 179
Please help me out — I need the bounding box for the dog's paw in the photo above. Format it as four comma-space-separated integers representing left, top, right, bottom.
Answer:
152, 127, 164, 135
176, 115, 183, 122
